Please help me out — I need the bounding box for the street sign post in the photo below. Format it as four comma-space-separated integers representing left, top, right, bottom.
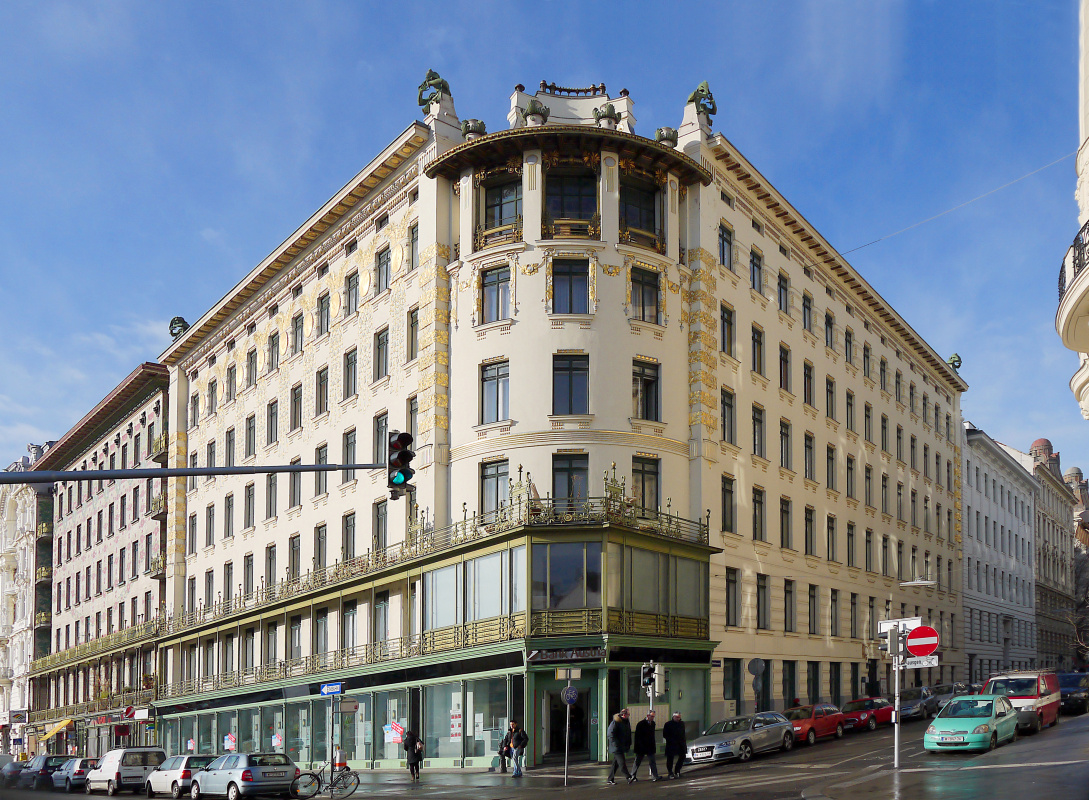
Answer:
905, 626, 939, 657
339, 699, 360, 714
878, 617, 922, 636
320, 683, 343, 696
901, 655, 939, 669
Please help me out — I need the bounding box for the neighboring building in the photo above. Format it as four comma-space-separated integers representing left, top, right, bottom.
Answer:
962, 423, 1038, 681
146, 73, 965, 769
0, 448, 53, 756
1002, 439, 1077, 670
27, 363, 169, 757
1064, 466, 1089, 664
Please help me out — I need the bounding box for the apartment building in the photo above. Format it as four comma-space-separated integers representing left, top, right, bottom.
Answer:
28, 363, 170, 756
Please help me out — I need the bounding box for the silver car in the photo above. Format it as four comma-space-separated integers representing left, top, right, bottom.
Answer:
931, 682, 970, 711
190, 753, 299, 800
53, 758, 98, 792
145, 755, 218, 798
686, 712, 795, 764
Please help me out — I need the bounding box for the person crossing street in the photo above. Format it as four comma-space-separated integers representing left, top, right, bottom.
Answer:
606, 708, 635, 785
662, 712, 688, 779
633, 710, 660, 781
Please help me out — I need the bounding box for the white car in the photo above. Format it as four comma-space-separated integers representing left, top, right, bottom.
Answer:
86, 748, 167, 796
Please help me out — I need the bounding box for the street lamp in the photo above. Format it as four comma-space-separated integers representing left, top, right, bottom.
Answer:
888, 579, 938, 769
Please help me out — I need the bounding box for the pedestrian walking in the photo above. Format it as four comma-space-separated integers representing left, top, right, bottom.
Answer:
509, 720, 528, 777
403, 730, 423, 782
606, 708, 634, 785
633, 710, 660, 780
662, 712, 687, 779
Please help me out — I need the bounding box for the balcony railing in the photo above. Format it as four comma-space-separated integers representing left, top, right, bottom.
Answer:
149, 494, 166, 519
35, 566, 52, 582
619, 220, 665, 254
158, 613, 527, 701
158, 486, 709, 639
150, 429, 169, 463
528, 609, 708, 640
36, 522, 53, 539
30, 616, 161, 675
1059, 219, 1089, 301
29, 688, 156, 724
542, 212, 600, 240
149, 553, 166, 579
34, 611, 50, 627
473, 217, 523, 251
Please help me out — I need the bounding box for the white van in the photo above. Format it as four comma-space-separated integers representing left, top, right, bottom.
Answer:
86, 747, 167, 795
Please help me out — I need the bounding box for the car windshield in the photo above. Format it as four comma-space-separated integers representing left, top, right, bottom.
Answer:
899, 688, 924, 701
250, 755, 291, 767
1059, 673, 1089, 689
841, 700, 868, 713
783, 706, 814, 720
122, 752, 166, 767
187, 757, 216, 768
46, 757, 69, 766
987, 678, 1037, 696
940, 699, 994, 718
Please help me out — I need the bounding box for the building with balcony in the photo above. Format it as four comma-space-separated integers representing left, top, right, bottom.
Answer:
1002, 439, 1077, 670
148, 74, 967, 768
962, 423, 1039, 681
27, 363, 169, 757
0, 447, 53, 756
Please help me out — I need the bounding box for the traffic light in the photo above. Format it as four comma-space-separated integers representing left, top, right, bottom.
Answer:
641, 663, 654, 688
387, 430, 415, 499
878, 626, 905, 658
653, 663, 666, 697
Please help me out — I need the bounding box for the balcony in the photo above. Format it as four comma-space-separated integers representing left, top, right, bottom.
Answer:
35, 566, 52, 582
529, 608, 709, 640
149, 553, 166, 580
150, 428, 169, 463
36, 522, 53, 540
29, 616, 161, 675
34, 611, 50, 628
149, 494, 166, 520
29, 688, 156, 724
619, 220, 665, 254
473, 217, 523, 251
542, 211, 600, 241
1057, 220, 1089, 353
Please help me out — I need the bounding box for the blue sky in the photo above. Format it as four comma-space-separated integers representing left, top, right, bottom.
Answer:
0, 1, 1082, 471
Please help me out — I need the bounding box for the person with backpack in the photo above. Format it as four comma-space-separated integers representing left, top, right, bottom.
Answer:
403, 730, 423, 782
606, 708, 634, 785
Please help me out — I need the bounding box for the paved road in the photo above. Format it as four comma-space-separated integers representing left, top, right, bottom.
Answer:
3, 714, 1086, 800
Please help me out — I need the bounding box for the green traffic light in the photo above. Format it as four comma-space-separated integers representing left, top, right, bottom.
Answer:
391, 472, 406, 485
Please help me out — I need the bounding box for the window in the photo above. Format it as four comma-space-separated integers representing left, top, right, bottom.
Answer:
751, 327, 765, 374
224, 494, 234, 539
780, 420, 792, 470
910, 435, 917, 469
245, 414, 256, 458
244, 483, 255, 529
721, 476, 735, 534
879, 358, 888, 391
342, 429, 356, 483
246, 348, 257, 387
189, 393, 199, 429
752, 405, 765, 458
553, 354, 589, 414
830, 589, 839, 636
223, 428, 235, 469
778, 273, 790, 313
207, 382, 217, 416
718, 225, 733, 271
343, 348, 358, 398
620, 179, 657, 233
804, 433, 815, 480
632, 457, 660, 511
409, 224, 418, 271
824, 313, 835, 350
265, 473, 277, 519
779, 345, 791, 391
881, 415, 889, 452
882, 535, 890, 576
784, 580, 796, 632
481, 460, 510, 514
314, 524, 327, 570
375, 248, 391, 294
862, 344, 871, 378
826, 377, 836, 419
545, 173, 596, 220
205, 504, 215, 547
895, 371, 902, 402
780, 497, 792, 548
844, 330, 853, 363
808, 584, 820, 635
553, 259, 589, 314
482, 267, 511, 323
803, 362, 815, 405
342, 513, 356, 561
632, 361, 659, 420
720, 305, 735, 355
485, 179, 522, 228
631, 267, 659, 323
864, 403, 873, 442
896, 426, 904, 461
752, 487, 766, 541
865, 530, 874, 572
850, 593, 859, 638
552, 454, 589, 509
374, 413, 388, 463
408, 395, 418, 441
267, 332, 280, 372
757, 574, 770, 629
291, 313, 304, 355
374, 328, 389, 380
315, 444, 328, 496
315, 367, 329, 416
802, 293, 813, 331
881, 474, 889, 514
267, 400, 278, 445
481, 361, 510, 423
847, 523, 856, 567
373, 500, 388, 550
826, 445, 837, 490
345, 271, 360, 315
804, 507, 816, 555
909, 383, 916, 412
407, 308, 419, 361
724, 568, 739, 626
290, 384, 302, 430
749, 249, 763, 292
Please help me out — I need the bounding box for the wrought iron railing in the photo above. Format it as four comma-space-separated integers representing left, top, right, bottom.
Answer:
150, 429, 169, 462
149, 553, 166, 579
35, 566, 52, 582
37, 522, 52, 539
543, 212, 601, 240
30, 616, 161, 675
474, 216, 523, 251
1059, 219, 1089, 301
34, 611, 50, 627
149, 494, 166, 518
619, 220, 665, 254
29, 688, 156, 724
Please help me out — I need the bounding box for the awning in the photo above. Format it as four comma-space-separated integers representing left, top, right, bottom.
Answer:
41, 719, 73, 741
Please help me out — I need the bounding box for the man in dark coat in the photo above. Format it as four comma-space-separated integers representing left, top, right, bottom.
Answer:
606, 708, 634, 784
633, 710, 660, 780
498, 720, 529, 777
662, 711, 688, 778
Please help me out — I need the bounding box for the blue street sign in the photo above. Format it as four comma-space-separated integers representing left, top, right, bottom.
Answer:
561, 686, 579, 705
320, 682, 343, 696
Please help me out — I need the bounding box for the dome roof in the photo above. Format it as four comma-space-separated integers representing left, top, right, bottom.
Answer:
1031, 438, 1054, 453
1066, 467, 1084, 481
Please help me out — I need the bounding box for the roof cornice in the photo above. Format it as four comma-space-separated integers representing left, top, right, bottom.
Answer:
160, 122, 431, 367
707, 133, 968, 398
965, 428, 1040, 489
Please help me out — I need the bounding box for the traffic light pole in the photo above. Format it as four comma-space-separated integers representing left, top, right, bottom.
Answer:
0, 463, 386, 484
892, 625, 903, 770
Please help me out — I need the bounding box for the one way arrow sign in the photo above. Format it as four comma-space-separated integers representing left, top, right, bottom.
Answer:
320, 682, 343, 696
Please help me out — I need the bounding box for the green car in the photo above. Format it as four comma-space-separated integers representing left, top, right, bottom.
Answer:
923, 694, 1018, 752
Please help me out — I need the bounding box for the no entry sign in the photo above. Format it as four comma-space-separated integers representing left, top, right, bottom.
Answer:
905, 625, 939, 657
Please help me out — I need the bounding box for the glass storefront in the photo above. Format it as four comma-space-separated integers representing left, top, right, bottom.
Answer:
422, 681, 462, 758
239, 708, 259, 753
339, 694, 372, 763
465, 678, 507, 758
373, 690, 408, 761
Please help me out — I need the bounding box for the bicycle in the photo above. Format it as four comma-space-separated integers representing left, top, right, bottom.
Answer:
291, 763, 359, 799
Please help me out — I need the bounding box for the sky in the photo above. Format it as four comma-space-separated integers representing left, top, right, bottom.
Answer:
0, 0, 1083, 471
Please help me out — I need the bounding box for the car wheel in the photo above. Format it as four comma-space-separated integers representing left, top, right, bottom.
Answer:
146, 783, 155, 799
190, 783, 200, 800
988, 733, 997, 751
171, 783, 181, 800
736, 741, 753, 762
227, 784, 240, 800
86, 780, 94, 795
1035, 715, 1043, 733
835, 724, 844, 739
866, 716, 877, 731
780, 732, 794, 752
69, 780, 75, 794
806, 728, 817, 746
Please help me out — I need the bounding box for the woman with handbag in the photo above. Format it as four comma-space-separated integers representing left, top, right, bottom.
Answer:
403, 730, 423, 781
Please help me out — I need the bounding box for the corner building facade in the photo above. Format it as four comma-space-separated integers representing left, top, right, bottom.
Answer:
152, 77, 963, 768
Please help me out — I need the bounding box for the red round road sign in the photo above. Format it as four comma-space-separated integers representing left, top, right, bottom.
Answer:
905, 625, 939, 657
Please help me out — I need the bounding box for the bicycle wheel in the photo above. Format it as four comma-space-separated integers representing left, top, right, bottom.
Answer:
330, 772, 359, 799
291, 773, 321, 800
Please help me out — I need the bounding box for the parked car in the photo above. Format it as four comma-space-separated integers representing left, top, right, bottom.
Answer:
0, 760, 28, 789
891, 686, 939, 720
783, 704, 846, 744
86, 748, 168, 795
189, 753, 300, 800
931, 682, 972, 710
1058, 672, 1089, 715
923, 694, 1018, 752
983, 671, 1061, 733
967, 683, 985, 695
54, 758, 98, 793
145, 755, 218, 798
840, 697, 894, 731
17, 754, 71, 790
685, 713, 795, 764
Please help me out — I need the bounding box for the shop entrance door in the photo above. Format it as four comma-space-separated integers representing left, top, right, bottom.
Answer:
544, 689, 590, 759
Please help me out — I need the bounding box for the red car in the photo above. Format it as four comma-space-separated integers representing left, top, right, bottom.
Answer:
840, 696, 894, 732
783, 703, 846, 744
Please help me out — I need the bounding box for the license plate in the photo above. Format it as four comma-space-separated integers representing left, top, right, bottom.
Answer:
265, 772, 285, 777
940, 736, 964, 742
